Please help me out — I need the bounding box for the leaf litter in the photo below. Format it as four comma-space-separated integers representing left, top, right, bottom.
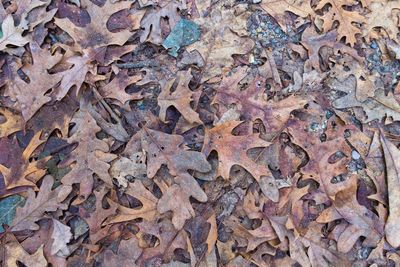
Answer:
0, 0, 400, 266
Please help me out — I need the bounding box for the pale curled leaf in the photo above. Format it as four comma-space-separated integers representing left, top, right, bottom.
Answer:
380, 132, 400, 248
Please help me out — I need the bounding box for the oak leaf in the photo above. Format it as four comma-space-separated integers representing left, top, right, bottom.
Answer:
139, 127, 211, 228
202, 121, 279, 201
158, 69, 201, 124
60, 106, 117, 203
50, 219, 72, 256
213, 68, 307, 132
380, 132, 400, 248
80, 185, 117, 244
0, 131, 49, 196
7, 42, 62, 121
301, 27, 362, 72
364, 1, 400, 40
102, 238, 142, 266
316, 0, 365, 46
332, 76, 400, 122
316, 177, 383, 253
0, 108, 23, 138
140, 1, 185, 44
5, 242, 47, 267
54, 0, 133, 50
106, 180, 158, 223
11, 175, 68, 231
187, 5, 254, 81
261, 0, 314, 31
0, 15, 29, 51
99, 70, 143, 104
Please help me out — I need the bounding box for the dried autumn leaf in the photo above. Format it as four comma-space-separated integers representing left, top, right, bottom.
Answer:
11, 175, 68, 231
102, 238, 142, 266
301, 27, 362, 72
7, 42, 62, 121
213, 68, 307, 132
106, 180, 158, 223
5, 242, 47, 267
51, 219, 72, 256
54, 49, 97, 101
332, 76, 400, 122
158, 69, 201, 124
380, 132, 400, 248
202, 121, 279, 201
187, 4, 254, 81
260, 0, 314, 31
316, 0, 365, 46
140, 1, 185, 44
60, 106, 117, 203
316, 177, 383, 253
54, 0, 133, 50
0, 15, 29, 51
364, 1, 400, 40
99, 70, 142, 104
0, 107, 23, 138
80, 185, 117, 244
0, 131, 49, 196
139, 127, 211, 228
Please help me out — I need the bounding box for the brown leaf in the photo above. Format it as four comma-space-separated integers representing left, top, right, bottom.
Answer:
316, 177, 383, 252
187, 4, 254, 81
158, 69, 201, 124
260, 0, 314, 31
5, 241, 47, 267
140, 1, 185, 44
0, 131, 49, 196
50, 219, 72, 256
11, 175, 68, 231
301, 27, 362, 72
380, 131, 400, 248
202, 121, 278, 201
99, 70, 142, 104
6, 42, 62, 121
60, 106, 117, 203
0, 108, 23, 138
54, 0, 133, 50
0, 15, 29, 51
102, 238, 142, 266
316, 0, 365, 46
80, 185, 118, 244
106, 180, 158, 223
213, 68, 307, 132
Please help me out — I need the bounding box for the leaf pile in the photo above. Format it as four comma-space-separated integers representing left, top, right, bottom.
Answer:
1, 0, 400, 266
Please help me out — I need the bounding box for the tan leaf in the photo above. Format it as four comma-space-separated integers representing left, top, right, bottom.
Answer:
61, 106, 117, 203
11, 175, 68, 231
213, 68, 307, 132
0, 15, 29, 51
0, 107, 23, 138
316, 0, 365, 46
380, 131, 400, 248
106, 180, 158, 223
99, 70, 143, 104
51, 219, 72, 256
158, 69, 201, 124
187, 5, 254, 81
364, 1, 400, 40
54, 0, 133, 50
5, 242, 47, 267
7, 42, 62, 121
261, 0, 314, 31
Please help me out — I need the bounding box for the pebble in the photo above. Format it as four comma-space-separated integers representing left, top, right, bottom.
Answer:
253, 0, 262, 3
351, 150, 361, 160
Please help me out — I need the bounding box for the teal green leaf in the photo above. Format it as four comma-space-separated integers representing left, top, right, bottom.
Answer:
162, 19, 200, 57
0, 195, 25, 232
